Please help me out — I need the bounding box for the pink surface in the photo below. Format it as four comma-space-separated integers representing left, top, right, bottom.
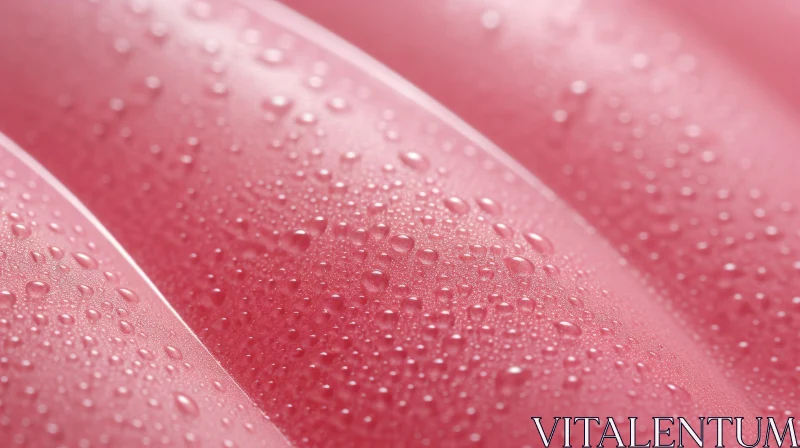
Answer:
1, 0, 798, 446
282, 0, 800, 416
0, 135, 288, 447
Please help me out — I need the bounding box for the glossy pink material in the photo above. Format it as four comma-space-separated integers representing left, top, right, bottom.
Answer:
283, 0, 800, 415
0, 135, 288, 447
0, 0, 790, 446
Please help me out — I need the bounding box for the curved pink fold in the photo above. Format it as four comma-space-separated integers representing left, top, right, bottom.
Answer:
0, 0, 795, 446
0, 134, 289, 446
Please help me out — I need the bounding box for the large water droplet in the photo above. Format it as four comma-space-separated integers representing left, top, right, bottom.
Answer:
263, 95, 292, 114
524, 232, 554, 255
477, 197, 502, 215
72, 252, 98, 269
504, 256, 535, 277
11, 223, 32, 239
389, 234, 415, 253
563, 375, 583, 390
174, 392, 200, 417
555, 321, 582, 340
361, 270, 389, 293
496, 366, 530, 396
26, 281, 50, 298
666, 383, 691, 401
286, 229, 312, 253
117, 288, 141, 303
444, 197, 469, 215
165, 345, 184, 360
399, 151, 430, 171
416, 249, 439, 265
0, 291, 16, 309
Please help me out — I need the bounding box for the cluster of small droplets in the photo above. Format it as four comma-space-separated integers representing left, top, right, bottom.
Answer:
0, 0, 754, 446
0, 144, 281, 446
462, 0, 800, 417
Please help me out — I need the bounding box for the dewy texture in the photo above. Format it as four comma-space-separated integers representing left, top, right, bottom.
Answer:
284, 0, 800, 418
0, 0, 795, 446
0, 135, 289, 447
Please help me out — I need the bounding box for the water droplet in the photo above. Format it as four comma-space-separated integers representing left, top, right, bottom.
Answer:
285, 229, 312, 252
496, 366, 530, 396
0, 291, 16, 309
86, 309, 101, 322
504, 256, 535, 277
563, 375, 583, 390
327, 97, 349, 112
416, 249, 439, 265
523, 232, 554, 255
361, 270, 389, 293
370, 223, 390, 240
666, 383, 691, 401
174, 392, 200, 417
296, 112, 317, 125
341, 151, 361, 164
258, 48, 285, 65
477, 197, 502, 215
403, 296, 422, 314
468, 304, 487, 322
309, 216, 328, 235
399, 151, 430, 171
11, 223, 31, 239
49, 246, 65, 259
493, 223, 514, 239
263, 95, 292, 114
444, 197, 469, 214
518, 297, 535, 312
119, 320, 134, 334
145, 76, 163, 91
443, 334, 466, 354
555, 321, 582, 340
72, 252, 98, 269
208, 288, 226, 306
569, 80, 590, 96
165, 345, 184, 360
389, 234, 415, 253
26, 281, 50, 298
378, 310, 399, 330
117, 288, 140, 303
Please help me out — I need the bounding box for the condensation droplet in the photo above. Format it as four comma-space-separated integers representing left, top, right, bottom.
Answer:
504, 256, 535, 277
496, 366, 530, 396
286, 229, 312, 253
444, 197, 470, 215
555, 321, 582, 340
361, 270, 389, 294
477, 197, 502, 215
72, 252, 98, 269
26, 281, 50, 298
389, 234, 415, 253
174, 392, 200, 417
0, 291, 16, 309
11, 223, 32, 239
117, 288, 141, 303
399, 152, 430, 172
165, 345, 184, 360
416, 249, 439, 265
523, 232, 554, 255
